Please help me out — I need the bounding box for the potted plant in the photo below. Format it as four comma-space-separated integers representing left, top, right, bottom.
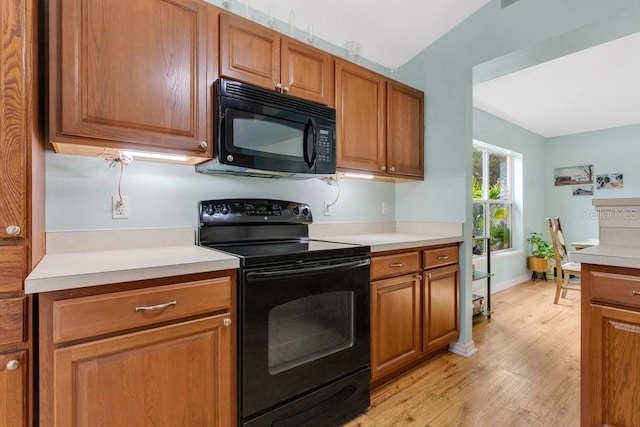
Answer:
526, 232, 554, 280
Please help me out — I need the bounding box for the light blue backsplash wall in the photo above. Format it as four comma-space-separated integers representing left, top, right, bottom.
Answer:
545, 123, 640, 245
46, 153, 395, 231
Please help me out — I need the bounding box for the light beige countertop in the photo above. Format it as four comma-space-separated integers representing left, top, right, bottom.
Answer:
25, 245, 239, 294
321, 232, 463, 253
572, 244, 640, 269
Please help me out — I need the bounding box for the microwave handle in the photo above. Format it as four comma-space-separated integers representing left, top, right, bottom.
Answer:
303, 119, 317, 168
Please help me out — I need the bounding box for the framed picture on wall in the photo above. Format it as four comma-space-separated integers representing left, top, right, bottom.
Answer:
554, 165, 594, 186
572, 185, 594, 196
596, 173, 623, 189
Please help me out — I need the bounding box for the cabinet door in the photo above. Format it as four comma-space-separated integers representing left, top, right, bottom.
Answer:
51, 0, 212, 156
387, 81, 424, 179
0, 351, 26, 427
587, 304, 640, 427
53, 315, 233, 427
335, 60, 386, 174
0, 0, 27, 240
424, 264, 459, 353
220, 13, 280, 91
281, 38, 333, 106
371, 274, 422, 381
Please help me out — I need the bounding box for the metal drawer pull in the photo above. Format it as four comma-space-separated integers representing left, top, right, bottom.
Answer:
437, 255, 449, 260
223, 318, 232, 327
6, 359, 20, 371
389, 263, 405, 268
633, 291, 640, 296
135, 301, 177, 312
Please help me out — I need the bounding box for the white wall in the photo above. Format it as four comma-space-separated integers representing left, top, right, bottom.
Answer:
545, 123, 640, 244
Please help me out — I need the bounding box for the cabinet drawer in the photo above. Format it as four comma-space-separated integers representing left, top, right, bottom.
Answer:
0, 297, 25, 346
0, 246, 26, 293
371, 252, 420, 280
53, 277, 231, 344
590, 270, 640, 310
423, 246, 458, 269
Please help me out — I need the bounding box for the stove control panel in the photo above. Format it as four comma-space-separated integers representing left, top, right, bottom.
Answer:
200, 199, 312, 224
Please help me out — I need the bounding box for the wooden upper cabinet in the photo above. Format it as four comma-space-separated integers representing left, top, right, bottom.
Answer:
387, 81, 424, 179
50, 0, 215, 160
219, 13, 280, 90
220, 13, 334, 106
335, 60, 386, 174
335, 60, 424, 180
281, 39, 333, 105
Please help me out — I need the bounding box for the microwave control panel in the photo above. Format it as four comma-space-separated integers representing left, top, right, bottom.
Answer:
316, 129, 333, 164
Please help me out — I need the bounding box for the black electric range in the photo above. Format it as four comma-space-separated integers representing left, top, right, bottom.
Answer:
197, 198, 369, 266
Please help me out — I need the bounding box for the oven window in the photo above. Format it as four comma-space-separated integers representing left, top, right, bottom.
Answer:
268, 291, 354, 374
231, 111, 305, 158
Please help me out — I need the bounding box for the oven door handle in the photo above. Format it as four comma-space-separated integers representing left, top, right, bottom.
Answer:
246, 258, 370, 280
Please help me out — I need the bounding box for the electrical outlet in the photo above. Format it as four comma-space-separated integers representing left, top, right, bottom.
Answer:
112, 195, 130, 219
324, 200, 332, 216
382, 201, 389, 215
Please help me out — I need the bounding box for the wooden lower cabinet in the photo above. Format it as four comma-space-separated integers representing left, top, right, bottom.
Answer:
371, 274, 422, 382
39, 272, 236, 427
370, 244, 460, 387
0, 351, 26, 427
53, 315, 231, 427
582, 264, 640, 426
424, 264, 459, 353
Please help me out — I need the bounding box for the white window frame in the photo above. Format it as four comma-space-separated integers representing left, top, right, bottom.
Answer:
473, 141, 514, 253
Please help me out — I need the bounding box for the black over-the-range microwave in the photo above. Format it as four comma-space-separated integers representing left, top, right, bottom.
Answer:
195, 78, 336, 179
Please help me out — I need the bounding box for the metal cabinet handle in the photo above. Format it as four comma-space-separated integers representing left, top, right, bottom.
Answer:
283, 86, 290, 93
199, 141, 208, 150
427, 272, 432, 279
6, 225, 21, 236
414, 274, 422, 280
389, 263, 405, 268
223, 318, 232, 327
380, 165, 386, 171
633, 291, 640, 296
437, 255, 449, 260
6, 359, 20, 371
275, 83, 283, 92
389, 166, 395, 172
135, 301, 177, 312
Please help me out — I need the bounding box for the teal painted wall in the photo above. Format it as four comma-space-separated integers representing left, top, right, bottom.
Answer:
545, 123, 640, 245
397, 0, 640, 345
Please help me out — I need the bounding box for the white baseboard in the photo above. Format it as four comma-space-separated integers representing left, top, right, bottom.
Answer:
449, 340, 478, 357
491, 274, 530, 293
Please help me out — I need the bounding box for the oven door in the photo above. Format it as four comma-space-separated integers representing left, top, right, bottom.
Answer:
240, 256, 370, 419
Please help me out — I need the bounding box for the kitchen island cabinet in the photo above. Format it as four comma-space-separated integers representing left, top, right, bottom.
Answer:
49, 0, 217, 163
581, 263, 640, 427
370, 243, 459, 388
38, 271, 236, 427
220, 13, 334, 105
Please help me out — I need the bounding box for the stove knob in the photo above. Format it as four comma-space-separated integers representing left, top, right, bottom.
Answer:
302, 207, 309, 216
221, 206, 229, 215
293, 206, 300, 215
205, 205, 214, 215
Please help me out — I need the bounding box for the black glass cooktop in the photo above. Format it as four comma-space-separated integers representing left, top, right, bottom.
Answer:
202, 239, 369, 267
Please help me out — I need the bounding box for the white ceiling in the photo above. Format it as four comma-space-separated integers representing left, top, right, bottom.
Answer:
473, 31, 640, 138
246, 0, 491, 69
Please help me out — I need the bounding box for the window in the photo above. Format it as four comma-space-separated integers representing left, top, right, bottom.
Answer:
473, 142, 513, 253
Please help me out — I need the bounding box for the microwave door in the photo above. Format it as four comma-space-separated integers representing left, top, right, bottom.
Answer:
303, 119, 318, 169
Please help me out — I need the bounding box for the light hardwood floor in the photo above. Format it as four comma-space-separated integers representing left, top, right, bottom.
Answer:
346, 279, 580, 427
